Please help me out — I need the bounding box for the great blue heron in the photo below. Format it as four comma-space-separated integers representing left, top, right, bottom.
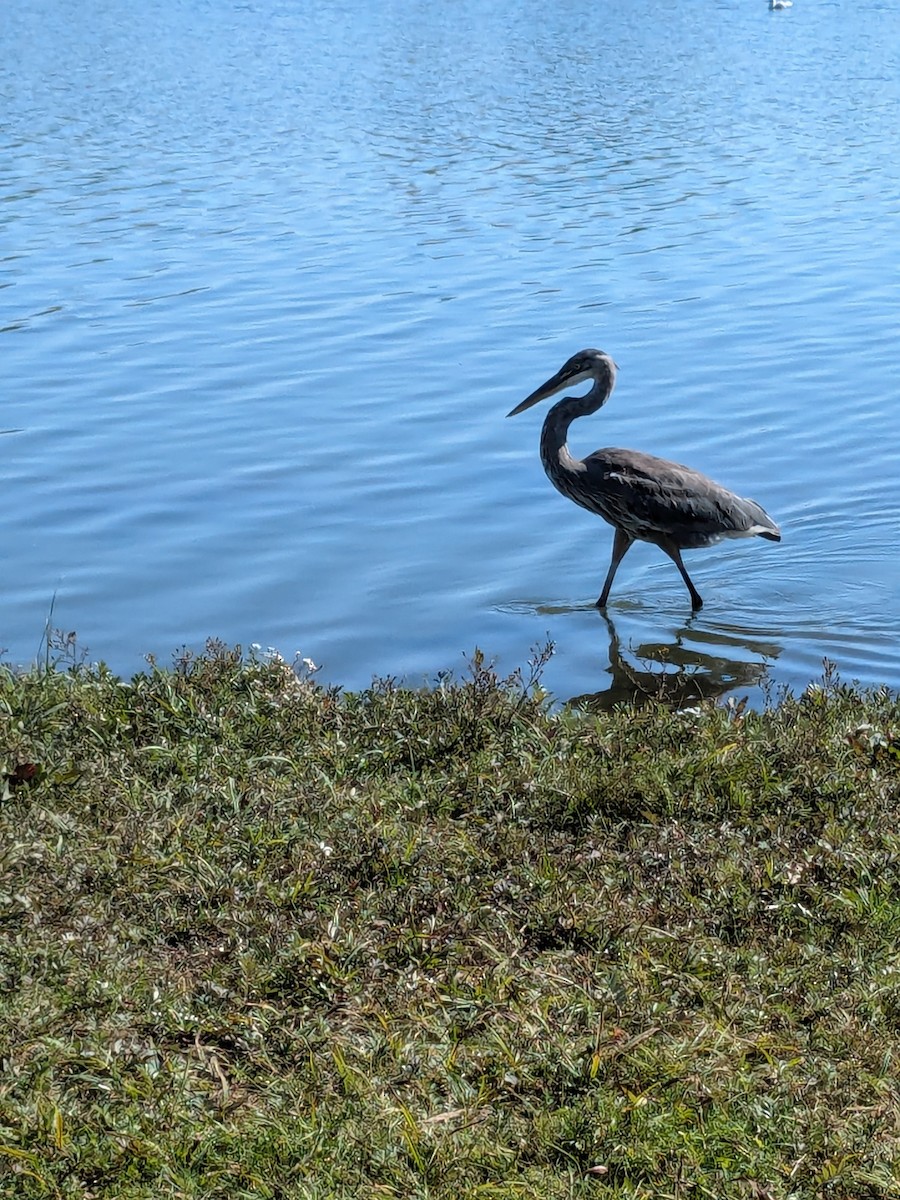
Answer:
507, 349, 780, 610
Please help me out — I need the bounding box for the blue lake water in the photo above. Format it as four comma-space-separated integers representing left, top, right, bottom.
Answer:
3, 0, 900, 706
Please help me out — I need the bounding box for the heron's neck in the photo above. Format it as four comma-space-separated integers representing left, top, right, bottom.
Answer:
539, 381, 608, 473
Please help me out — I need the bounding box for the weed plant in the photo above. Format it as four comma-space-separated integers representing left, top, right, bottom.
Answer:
2, 641, 900, 1198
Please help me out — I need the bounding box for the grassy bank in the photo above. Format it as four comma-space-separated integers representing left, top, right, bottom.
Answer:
2, 642, 900, 1198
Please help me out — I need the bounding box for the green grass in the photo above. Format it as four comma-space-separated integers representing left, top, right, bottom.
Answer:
2, 641, 900, 1198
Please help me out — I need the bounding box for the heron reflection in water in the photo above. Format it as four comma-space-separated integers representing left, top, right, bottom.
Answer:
508, 350, 780, 610
569, 611, 781, 711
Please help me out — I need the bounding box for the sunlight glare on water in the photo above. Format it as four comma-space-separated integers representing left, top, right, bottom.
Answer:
3, 0, 900, 705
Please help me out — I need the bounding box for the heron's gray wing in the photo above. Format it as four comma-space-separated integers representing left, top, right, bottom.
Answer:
583, 448, 778, 546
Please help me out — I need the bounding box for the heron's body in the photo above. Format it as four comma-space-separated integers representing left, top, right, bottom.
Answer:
508, 349, 780, 610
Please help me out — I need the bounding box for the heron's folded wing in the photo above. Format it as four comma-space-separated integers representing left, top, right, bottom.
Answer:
584, 450, 769, 544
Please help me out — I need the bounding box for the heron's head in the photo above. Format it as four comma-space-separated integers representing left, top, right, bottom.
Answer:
507, 349, 617, 417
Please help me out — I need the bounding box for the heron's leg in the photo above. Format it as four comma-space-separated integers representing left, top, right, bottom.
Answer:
596, 528, 634, 608
659, 541, 703, 610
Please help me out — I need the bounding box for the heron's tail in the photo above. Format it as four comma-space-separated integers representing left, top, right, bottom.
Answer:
737, 496, 781, 542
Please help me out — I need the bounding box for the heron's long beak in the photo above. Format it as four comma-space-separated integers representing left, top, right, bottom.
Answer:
506, 368, 570, 417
